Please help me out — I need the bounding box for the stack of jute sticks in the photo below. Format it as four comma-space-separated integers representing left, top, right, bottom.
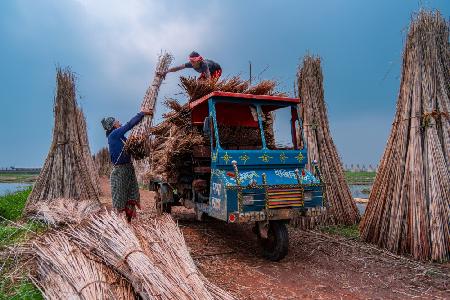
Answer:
296, 55, 360, 226
360, 10, 449, 261
30, 211, 234, 300
26, 67, 100, 213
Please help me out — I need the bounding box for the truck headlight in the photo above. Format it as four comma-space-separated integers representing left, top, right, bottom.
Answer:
243, 195, 254, 205
303, 191, 313, 201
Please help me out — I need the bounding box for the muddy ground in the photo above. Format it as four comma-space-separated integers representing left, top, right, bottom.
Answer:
99, 178, 449, 300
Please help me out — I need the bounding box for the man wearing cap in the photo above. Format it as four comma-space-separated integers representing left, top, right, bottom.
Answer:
101, 108, 153, 222
161, 51, 222, 80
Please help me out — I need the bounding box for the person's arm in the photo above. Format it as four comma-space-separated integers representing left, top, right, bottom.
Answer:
167, 64, 188, 73
111, 110, 152, 136
158, 63, 190, 77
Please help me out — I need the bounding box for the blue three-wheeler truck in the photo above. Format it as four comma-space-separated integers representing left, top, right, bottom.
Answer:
152, 91, 324, 261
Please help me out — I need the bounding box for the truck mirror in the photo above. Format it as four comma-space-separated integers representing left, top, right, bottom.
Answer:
203, 117, 211, 138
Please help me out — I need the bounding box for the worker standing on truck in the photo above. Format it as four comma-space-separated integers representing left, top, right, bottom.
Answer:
160, 51, 222, 80
101, 108, 153, 222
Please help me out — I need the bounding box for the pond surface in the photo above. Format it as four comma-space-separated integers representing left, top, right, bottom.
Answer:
0, 182, 32, 196
349, 184, 371, 215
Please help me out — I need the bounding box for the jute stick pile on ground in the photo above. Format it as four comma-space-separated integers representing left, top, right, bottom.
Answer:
296, 55, 360, 227
360, 10, 450, 261
26, 68, 100, 212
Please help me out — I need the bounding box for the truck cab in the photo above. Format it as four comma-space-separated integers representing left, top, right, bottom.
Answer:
153, 91, 324, 261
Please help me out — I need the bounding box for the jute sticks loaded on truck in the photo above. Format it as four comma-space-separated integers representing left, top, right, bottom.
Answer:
359, 10, 450, 261
296, 55, 360, 226
145, 77, 285, 184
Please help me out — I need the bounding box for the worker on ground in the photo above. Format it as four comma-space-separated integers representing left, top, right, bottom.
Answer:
160, 51, 222, 80
101, 108, 153, 222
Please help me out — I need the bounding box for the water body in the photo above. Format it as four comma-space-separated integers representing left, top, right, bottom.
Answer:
0, 182, 32, 196
349, 184, 372, 215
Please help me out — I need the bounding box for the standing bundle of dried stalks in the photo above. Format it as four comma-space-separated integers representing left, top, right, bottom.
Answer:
360, 10, 449, 261
297, 55, 360, 226
76, 108, 101, 195
34, 232, 135, 300
124, 52, 173, 160
69, 211, 224, 300
135, 214, 234, 300
26, 68, 99, 212
93, 147, 112, 177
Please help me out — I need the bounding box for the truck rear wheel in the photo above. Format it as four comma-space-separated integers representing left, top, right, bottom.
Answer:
258, 221, 289, 261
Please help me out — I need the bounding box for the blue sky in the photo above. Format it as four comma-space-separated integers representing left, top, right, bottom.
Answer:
0, 0, 449, 168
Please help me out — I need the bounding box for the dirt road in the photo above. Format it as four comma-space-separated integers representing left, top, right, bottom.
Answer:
100, 178, 449, 299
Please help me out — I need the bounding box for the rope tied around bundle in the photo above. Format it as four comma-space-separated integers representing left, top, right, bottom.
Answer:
421, 110, 450, 128
391, 110, 450, 127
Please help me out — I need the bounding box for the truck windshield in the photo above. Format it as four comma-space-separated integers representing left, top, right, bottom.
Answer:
215, 102, 263, 150
261, 105, 301, 150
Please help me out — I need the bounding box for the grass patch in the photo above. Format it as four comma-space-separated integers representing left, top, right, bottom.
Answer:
0, 272, 44, 300
344, 171, 376, 184
0, 187, 32, 221
0, 221, 46, 248
0, 172, 38, 183
0, 188, 45, 300
321, 224, 360, 239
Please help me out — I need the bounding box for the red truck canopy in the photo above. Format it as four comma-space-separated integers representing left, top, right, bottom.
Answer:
189, 91, 300, 127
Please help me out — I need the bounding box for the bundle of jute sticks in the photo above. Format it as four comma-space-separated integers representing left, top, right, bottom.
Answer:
60, 211, 233, 299
179, 76, 284, 101
77, 108, 101, 195
93, 147, 112, 177
145, 77, 283, 183
26, 68, 100, 213
360, 10, 450, 261
33, 232, 135, 300
296, 55, 360, 226
28, 206, 234, 299
30, 198, 101, 225
124, 52, 174, 160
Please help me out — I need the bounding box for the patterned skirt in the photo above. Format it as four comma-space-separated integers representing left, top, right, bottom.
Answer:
110, 163, 140, 218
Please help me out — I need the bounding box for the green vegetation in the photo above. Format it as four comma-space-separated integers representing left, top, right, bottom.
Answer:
344, 171, 376, 185
0, 172, 38, 183
0, 187, 45, 300
0, 187, 32, 221
321, 224, 360, 239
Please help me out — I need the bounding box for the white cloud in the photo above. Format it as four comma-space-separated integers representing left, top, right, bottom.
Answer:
73, 0, 220, 79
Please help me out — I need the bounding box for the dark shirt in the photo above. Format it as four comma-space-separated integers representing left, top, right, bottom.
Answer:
108, 112, 144, 165
185, 59, 221, 74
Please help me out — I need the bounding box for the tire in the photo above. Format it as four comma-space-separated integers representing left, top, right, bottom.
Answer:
154, 186, 163, 215
258, 221, 289, 261
162, 202, 172, 214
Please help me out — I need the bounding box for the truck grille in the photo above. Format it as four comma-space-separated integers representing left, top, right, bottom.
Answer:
267, 188, 304, 208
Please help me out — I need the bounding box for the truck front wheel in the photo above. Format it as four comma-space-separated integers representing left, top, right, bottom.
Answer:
258, 221, 289, 261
